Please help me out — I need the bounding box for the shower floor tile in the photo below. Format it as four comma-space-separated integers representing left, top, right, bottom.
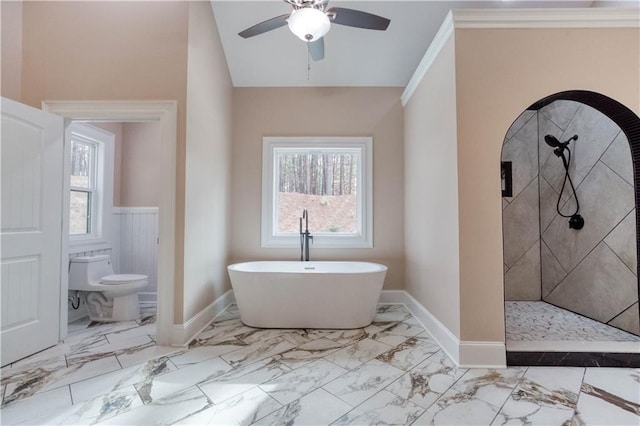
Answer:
506, 301, 640, 345
2, 304, 639, 425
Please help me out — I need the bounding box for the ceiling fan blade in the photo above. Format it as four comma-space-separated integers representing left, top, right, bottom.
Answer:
327, 7, 390, 31
238, 14, 290, 38
308, 37, 324, 61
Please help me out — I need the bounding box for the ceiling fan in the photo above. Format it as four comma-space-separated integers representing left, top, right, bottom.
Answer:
238, 0, 391, 61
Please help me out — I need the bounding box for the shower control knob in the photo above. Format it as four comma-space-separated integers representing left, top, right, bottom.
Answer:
569, 214, 585, 230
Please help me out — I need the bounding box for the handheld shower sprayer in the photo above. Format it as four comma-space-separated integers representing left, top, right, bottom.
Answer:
544, 134, 584, 230
545, 134, 578, 157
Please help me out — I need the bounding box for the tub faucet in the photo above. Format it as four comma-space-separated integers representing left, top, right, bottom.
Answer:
300, 209, 313, 261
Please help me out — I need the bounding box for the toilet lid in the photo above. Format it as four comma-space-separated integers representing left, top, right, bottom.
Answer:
101, 274, 148, 285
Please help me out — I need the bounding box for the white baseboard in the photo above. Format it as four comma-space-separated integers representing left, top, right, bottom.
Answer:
138, 292, 157, 306
198, 289, 506, 367
378, 290, 409, 304
381, 290, 460, 365
459, 341, 506, 368
380, 290, 506, 368
170, 290, 235, 347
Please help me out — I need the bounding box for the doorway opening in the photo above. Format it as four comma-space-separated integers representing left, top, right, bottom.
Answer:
501, 90, 640, 367
43, 101, 177, 345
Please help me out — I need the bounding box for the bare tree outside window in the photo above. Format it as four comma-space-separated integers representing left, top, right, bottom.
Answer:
70, 139, 95, 235
276, 152, 358, 234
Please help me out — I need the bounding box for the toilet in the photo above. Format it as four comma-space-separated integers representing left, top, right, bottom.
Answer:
69, 254, 148, 322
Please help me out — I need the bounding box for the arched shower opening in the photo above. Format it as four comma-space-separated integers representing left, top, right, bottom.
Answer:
501, 90, 640, 367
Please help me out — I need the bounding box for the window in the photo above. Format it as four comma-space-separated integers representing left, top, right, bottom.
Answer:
68, 123, 114, 251
70, 139, 96, 235
262, 137, 373, 248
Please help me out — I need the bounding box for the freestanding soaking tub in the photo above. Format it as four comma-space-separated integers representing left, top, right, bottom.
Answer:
227, 261, 387, 329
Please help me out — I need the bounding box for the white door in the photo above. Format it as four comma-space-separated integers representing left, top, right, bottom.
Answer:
1, 97, 64, 366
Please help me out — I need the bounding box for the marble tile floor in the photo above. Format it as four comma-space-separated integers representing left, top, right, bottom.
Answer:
506, 301, 640, 343
0, 304, 638, 425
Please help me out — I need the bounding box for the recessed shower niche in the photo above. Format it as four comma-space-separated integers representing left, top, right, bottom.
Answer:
501, 91, 640, 366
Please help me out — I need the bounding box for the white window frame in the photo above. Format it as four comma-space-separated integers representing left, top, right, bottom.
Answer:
69, 137, 97, 237
262, 136, 373, 248
68, 122, 114, 253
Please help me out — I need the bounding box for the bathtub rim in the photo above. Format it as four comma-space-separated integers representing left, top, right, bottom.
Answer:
227, 260, 388, 274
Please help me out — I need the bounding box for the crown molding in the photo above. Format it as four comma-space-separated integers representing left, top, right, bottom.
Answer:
401, 10, 455, 106
401, 7, 639, 106
452, 7, 640, 29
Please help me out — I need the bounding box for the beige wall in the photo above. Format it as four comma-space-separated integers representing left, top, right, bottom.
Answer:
5, 0, 239, 325
453, 27, 640, 342
90, 122, 161, 208
231, 87, 405, 289
1, 1, 22, 101
404, 35, 460, 336
119, 122, 163, 207
404, 25, 639, 345
13, 1, 204, 324
183, 2, 233, 321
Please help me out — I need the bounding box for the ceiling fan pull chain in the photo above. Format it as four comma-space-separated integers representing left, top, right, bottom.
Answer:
307, 50, 311, 81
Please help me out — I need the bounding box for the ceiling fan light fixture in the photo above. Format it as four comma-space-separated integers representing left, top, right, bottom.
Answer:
288, 8, 330, 42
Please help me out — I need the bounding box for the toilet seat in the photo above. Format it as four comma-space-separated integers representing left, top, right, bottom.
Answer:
101, 274, 147, 285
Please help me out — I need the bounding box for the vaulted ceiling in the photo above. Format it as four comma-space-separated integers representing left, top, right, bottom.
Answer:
209, 0, 631, 87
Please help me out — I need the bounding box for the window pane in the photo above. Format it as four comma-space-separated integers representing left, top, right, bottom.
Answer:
276, 152, 358, 234
70, 139, 94, 189
70, 190, 91, 235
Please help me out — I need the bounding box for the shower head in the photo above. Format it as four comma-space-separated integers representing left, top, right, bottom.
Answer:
544, 135, 562, 148
545, 134, 579, 149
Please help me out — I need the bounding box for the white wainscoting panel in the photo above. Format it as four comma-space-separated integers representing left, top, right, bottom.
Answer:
112, 207, 158, 300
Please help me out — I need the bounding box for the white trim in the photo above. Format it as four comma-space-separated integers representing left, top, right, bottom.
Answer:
113, 207, 160, 214
42, 100, 179, 121
452, 7, 640, 29
378, 289, 411, 304
459, 341, 506, 369
42, 100, 177, 346
379, 290, 507, 368
261, 136, 374, 249
401, 7, 640, 106
138, 292, 158, 306
507, 340, 640, 353
170, 290, 236, 347
401, 11, 454, 107
380, 290, 461, 365
68, 122, 115, 253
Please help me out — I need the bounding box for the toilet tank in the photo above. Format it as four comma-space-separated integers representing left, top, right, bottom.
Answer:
69, 255, 115, 289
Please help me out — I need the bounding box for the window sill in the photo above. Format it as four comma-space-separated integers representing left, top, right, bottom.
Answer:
261, 234, 373, 249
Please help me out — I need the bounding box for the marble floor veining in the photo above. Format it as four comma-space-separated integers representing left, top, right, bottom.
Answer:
1, 304, 639, 425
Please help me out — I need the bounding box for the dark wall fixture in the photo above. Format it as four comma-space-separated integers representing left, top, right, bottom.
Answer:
501, 161, 512, 197
528, 91, 640, 277
543, 134, 584, 230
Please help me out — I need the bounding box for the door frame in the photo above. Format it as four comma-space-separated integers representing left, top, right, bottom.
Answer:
43, 100, 176, 345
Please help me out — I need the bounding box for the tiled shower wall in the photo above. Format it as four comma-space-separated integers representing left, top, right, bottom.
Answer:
503, 101, 639, 336
502, 110, 541, 300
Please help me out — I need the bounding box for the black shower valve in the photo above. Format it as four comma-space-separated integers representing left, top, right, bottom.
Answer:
569, 214, 585, 230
